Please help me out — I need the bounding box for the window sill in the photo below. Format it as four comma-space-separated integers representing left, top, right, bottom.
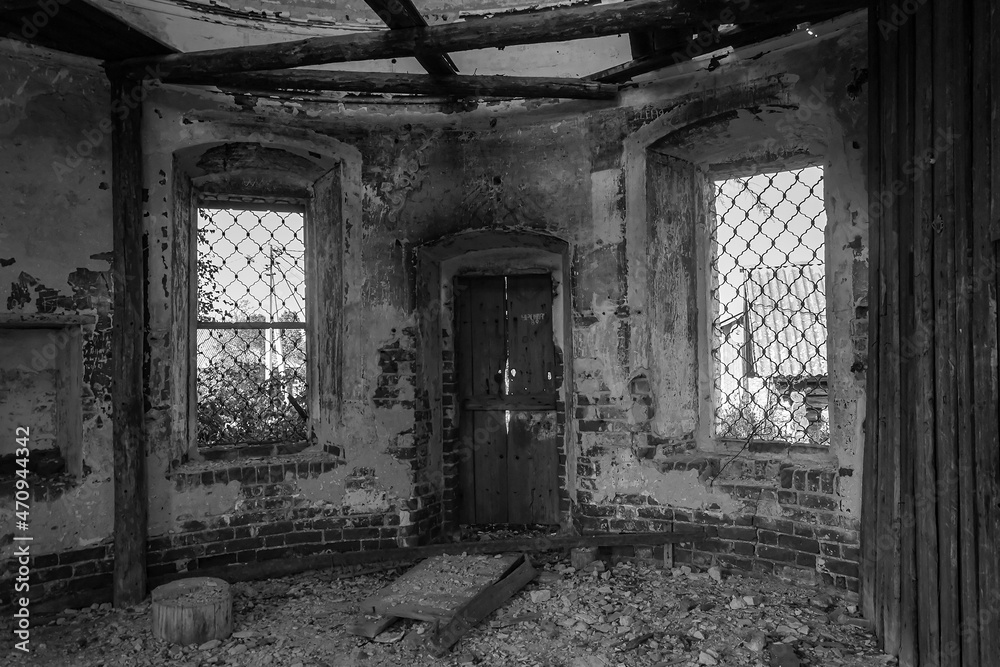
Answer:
715, 438, 837, 464
169, 450, 345, 490
197, 439, 310, 462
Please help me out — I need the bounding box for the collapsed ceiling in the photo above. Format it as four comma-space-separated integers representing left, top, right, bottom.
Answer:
1, 0, 868, 99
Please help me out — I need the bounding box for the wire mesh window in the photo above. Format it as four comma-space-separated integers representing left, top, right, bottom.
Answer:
711, 166, 829, 445
195, 206, 309, 446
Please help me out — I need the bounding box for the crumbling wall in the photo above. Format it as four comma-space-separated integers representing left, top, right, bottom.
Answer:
0, 43, 116, 607
575, 17, 869, 592
2, 12, 869, 609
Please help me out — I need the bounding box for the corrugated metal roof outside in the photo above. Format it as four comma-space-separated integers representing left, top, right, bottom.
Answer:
745, 263, 827, 379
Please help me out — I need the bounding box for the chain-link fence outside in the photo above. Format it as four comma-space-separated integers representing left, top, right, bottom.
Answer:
711, 167, 829, 445
195, 207, 308, 446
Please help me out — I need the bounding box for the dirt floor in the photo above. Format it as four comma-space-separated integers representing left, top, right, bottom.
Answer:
5, 551, 898, 667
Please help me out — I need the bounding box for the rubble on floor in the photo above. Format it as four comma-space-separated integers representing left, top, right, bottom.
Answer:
6, 555, 897, 667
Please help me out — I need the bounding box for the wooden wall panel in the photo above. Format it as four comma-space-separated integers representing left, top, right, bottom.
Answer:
864, 1, 1000, 665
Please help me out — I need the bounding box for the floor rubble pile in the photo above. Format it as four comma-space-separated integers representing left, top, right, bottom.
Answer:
6, 553, 897, 667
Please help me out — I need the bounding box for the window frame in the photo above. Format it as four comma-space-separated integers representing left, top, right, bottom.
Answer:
192, 199, 311, 449
706, 162, 831, 449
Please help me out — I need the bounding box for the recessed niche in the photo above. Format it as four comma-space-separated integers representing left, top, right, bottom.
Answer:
0, 316, 87, 479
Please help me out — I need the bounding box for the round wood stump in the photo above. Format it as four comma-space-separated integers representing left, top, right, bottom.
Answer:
151, 577, 232, 646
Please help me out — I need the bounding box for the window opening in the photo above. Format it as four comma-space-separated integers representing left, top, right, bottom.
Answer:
711, 166, 829, 445
195, 206, 308, 446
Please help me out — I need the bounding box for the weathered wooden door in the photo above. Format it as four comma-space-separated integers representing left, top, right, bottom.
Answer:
454, 274, 560, 525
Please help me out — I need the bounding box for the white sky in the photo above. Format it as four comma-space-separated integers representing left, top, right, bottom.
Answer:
712, 166, 826, 321
197, 208, 306, 323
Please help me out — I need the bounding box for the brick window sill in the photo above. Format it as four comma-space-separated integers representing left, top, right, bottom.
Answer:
196, 439, 311, 462
168, 450, 345, 490
716, 438, 837, 464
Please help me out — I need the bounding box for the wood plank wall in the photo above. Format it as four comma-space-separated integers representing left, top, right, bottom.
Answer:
864, 1, 1000, 665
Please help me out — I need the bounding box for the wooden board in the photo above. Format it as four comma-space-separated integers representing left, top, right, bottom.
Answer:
507, 411, 559, 525
360, 553, 521, 621
505, 274, 559, 525
505, 274, 554, 396
429, 555, 537, 656
455, 276, 508, 525
345, 614, 399, 639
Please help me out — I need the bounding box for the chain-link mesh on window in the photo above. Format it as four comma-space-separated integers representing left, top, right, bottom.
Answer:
196, 207, 308, 446
711, 167, 829, 445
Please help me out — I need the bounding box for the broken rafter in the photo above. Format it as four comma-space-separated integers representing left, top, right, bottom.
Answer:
588, 19, 809, 84
169, 69, 617, 100
363, 0, 457, 75
120, 0, 867, 79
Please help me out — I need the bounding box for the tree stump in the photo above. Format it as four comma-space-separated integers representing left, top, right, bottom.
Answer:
151, 577, 232, 646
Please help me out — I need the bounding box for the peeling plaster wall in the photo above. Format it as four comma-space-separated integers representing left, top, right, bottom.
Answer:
0, 42, 116, 606
579, 17, 869, 591
2, 11, 869, 608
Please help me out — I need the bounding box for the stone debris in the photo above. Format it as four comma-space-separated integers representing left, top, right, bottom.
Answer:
4, 555, 898, 667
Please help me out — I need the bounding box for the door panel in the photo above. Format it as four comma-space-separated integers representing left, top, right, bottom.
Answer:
454, 274, 559, 526
507, 411, 560, 524
455, 277, 507, 525
506, 274, 555, 396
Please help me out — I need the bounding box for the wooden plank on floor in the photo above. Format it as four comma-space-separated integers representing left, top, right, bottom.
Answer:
345, 614, 399, 639
428, 555, 537, 656
361, 553, 521, 621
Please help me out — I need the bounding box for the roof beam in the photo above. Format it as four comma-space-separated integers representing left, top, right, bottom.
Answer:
118, 0, 868, 79
167, 69, 618, 100
363, 0, 457, 76
588, 15, 841, 84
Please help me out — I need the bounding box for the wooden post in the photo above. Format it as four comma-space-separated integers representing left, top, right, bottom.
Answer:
109, 70, 148, 608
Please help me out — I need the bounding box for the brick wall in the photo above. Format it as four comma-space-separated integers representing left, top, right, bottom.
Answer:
574, 451, 861, 592
1, 543, 113, 609
377, 326, 441, 544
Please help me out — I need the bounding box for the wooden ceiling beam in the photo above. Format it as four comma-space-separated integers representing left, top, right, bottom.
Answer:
167, 69, 618, 100
588, 18, 828, 84
119, 0, 867, 79
362, 0, 457, 76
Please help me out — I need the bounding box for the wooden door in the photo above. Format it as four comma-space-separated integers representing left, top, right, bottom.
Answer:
454, 274, 560, 526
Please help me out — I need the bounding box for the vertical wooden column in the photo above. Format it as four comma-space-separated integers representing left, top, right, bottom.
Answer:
864, 1, 1000, 665
109, 70, 148, 607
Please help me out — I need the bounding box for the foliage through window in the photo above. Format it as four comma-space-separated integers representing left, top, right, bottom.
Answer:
196, 206, 308, 446
711, 167, 829, 445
